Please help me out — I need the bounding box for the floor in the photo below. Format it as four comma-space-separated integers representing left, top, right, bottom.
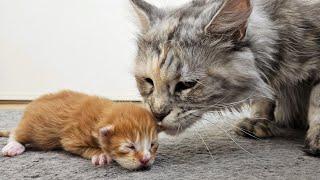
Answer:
0, 106, 319, 179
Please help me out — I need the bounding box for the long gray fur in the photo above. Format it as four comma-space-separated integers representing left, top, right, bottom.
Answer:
131, 0, 320, 155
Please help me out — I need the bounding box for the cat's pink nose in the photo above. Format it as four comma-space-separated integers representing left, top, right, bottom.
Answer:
139, 158, 150, 166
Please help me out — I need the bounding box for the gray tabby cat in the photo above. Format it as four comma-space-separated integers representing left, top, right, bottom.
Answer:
131, 0, 320, 156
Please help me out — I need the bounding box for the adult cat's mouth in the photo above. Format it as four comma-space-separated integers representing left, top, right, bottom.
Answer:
156, 108, 203, 135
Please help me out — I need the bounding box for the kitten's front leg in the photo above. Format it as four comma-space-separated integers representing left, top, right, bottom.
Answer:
73, 147, 112, 166
82, 148, 112, 166
235, 99, 279, 138
305, 83, 320, 156
61, 139, 112, 166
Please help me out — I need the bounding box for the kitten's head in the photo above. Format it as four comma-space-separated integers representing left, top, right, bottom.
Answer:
96, 103, 159, 170
131, 0, 272, 135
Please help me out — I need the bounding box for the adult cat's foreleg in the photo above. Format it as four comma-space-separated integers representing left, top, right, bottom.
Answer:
305, 83, 320, 156
235, 99, 280, 138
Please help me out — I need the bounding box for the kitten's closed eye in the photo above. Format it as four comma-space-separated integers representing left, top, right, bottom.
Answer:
118, 144, 136, 153
127, 144, 136, 151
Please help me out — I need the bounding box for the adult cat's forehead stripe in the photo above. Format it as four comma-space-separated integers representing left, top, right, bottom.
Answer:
158, 43, 170, 69
149, 43, 180, 85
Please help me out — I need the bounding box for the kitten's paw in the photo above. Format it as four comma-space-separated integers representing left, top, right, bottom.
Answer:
235, 118, 277, 139
91, 153, 112, 166
2, 141, 25, 157
304, 125, 320, 156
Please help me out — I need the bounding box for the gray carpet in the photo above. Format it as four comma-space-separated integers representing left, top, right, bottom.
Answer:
0, 109, 319, 180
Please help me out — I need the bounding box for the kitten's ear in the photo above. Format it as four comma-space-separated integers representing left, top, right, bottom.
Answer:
204, 0, 252, 41
99, 125, 114, 138
130, 0, 164, 32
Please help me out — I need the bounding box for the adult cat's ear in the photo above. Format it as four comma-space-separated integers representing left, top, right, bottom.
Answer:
130, 0, 164, 32
204, 0, 252, 41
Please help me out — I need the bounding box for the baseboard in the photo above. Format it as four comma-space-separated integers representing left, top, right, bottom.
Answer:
0, 92, 142, 102
0, 100, 31, 104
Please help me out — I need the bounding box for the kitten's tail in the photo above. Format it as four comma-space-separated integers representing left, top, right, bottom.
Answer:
0, 130, 10, 138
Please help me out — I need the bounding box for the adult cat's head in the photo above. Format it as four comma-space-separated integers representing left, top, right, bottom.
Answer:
131, 0, 272, 135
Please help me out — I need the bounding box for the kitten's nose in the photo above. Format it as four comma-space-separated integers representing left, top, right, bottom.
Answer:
153, 111, 171, 122
139, 158, 150, 166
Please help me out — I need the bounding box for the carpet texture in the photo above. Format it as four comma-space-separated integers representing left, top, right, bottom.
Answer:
0, 109, 319, 180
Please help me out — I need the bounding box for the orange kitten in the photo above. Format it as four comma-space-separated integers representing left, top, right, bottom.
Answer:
0, 90, 159, 170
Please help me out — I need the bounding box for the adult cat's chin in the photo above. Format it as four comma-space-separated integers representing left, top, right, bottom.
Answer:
159, 108, 203, 136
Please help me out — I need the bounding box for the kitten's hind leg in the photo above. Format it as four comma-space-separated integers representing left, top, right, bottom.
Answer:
235, 99, 280, 138
305, 83, 320, 156
2, 130, 26, 157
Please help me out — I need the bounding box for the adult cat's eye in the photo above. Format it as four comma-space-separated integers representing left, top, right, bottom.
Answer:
175, 81, 198, 93
151, 142, 158, 149
145, 78, 154, 86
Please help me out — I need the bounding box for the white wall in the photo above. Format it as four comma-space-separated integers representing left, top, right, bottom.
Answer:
0, 0, 189, 100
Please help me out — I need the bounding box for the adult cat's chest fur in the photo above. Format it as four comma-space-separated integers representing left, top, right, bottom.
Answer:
131, 0, 320, 156
246, 0, 320, 128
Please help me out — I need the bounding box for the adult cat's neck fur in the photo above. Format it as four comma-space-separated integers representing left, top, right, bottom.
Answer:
247, 0, 320, 87
246, 0, 279, 83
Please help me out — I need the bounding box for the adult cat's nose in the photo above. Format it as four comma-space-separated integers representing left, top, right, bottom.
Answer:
153, 111, 171, 122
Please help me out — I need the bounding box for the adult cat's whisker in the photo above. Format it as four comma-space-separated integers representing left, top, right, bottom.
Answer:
211, 95, 230, 109
211, 100, 250, 111
222, 115, 273, 124
221, 93, 254, 106
253, 117, 273, 122
176, 123, 182, 136
186, 113, 261, 158
179, 110, 201, 118
194, 127, 215, 161
202, 118, 256, 157
184, 93, 254, 111
217, 120, 262, 140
